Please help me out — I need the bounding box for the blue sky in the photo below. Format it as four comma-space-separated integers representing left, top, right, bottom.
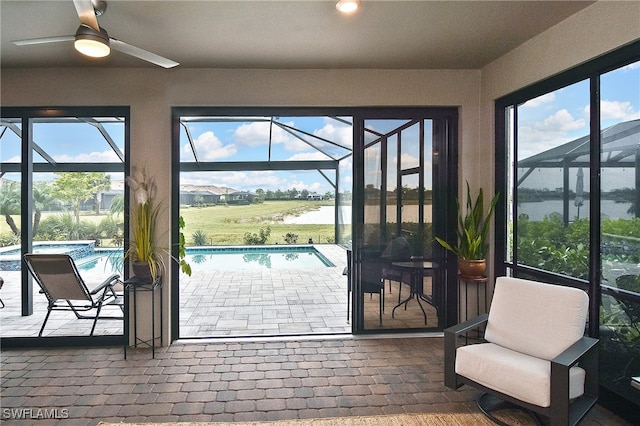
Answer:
517, 60, 639, 192
2, 60, 637, 194
178, 116, 353, 194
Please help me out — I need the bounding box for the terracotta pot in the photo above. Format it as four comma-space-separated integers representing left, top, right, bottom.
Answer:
132, 261, 152, 280
458, 259, 486, 278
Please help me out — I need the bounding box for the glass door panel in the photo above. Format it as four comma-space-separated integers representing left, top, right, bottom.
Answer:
357, 116, 443, 331
599, 61, 640, 406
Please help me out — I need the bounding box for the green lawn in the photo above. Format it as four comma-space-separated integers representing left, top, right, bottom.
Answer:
1, 200, 337, 246
181, 200, 336, 245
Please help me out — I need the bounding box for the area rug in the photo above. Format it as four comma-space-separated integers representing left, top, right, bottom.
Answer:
98, 411, 533, 426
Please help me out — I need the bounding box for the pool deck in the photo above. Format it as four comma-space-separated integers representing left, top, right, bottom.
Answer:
0, 244, 434, 338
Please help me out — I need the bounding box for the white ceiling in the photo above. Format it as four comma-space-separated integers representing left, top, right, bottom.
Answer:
1, 0, 595, 70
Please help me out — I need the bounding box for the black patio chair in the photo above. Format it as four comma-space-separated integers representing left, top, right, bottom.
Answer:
24, 254, 124, 336
381, 236, 412, 298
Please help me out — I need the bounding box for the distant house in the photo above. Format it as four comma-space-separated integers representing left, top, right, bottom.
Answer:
179, 185, 237, 206
307, 192, 322, 201
228, 191, 257, 205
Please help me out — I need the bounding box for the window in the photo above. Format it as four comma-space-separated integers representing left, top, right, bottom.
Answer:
496, 42, 640, 411
0, 107, 128, 340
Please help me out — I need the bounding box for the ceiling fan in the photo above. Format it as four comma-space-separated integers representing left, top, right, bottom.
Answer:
12, 0, 179, 69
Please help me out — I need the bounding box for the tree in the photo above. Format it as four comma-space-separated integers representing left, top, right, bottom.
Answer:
0, 181, 20, 236
32, 182, 57, 237
92, 173, 112, 215
110, 193, 125, 217
288, 188, 299, 199
52, 172, 110, 227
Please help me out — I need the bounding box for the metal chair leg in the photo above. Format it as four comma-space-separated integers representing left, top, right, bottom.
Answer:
477, 392, 543, 426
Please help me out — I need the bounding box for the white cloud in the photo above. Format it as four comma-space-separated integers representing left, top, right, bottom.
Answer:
52, 149, 121, 162
398, 153, 419, 168
314, 122, 353, 147
522, 93, 555, 108
185, 131, 237, 161
586, 100, 640, 121
621, 61, 640, 71
516, 109, 586, 158
233, 121, 309, 151
516, 125, 572, 159
536, 109, 586, 132
233, 121, 275, 147
287, 151, 331, 161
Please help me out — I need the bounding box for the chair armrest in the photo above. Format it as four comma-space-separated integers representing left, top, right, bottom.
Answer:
90, 274, 122, 295
444, 313, 489, 389
445, 313, 489, 337
550, 336, 599, 422
552, 336, 598, 368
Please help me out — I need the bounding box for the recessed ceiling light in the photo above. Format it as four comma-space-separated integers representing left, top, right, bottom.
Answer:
336, 0, 360, 14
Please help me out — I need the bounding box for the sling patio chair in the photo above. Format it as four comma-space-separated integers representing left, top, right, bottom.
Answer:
24, 253, 124, 337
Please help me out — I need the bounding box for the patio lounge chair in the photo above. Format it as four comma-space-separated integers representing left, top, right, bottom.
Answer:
24, 254, 124, 337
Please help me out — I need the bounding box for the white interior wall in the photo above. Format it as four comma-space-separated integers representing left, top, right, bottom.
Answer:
477, 0, 640, 282
1, 67, 480, 341
2, 0, 638, 341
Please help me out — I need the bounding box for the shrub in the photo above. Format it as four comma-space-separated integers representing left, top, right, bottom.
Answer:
98, 216, 122, 241
192, 229, 207, 246
0, 233, 19, 247
243, 226, 271, 245
283, 232, 298, 244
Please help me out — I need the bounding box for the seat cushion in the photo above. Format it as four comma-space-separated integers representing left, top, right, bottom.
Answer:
456, 343, 585, 408
484, 277, 589, 360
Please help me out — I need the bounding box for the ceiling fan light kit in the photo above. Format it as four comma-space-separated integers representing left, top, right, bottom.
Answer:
74, 24, 110, 58
12, 0, 178, 68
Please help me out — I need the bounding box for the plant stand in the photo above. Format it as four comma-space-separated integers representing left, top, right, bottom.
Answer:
124, 276, 163, 359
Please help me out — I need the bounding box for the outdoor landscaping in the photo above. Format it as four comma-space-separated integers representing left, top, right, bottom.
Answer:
0, 197, 336, 247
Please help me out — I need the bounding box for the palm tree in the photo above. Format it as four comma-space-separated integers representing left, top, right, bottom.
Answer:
0, 181, 21, 237
32, 182, 58, 238
109, 193, 125, 217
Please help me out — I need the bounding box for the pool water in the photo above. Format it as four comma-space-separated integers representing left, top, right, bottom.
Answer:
186, 246, 335, 270
14, 246, 335, 275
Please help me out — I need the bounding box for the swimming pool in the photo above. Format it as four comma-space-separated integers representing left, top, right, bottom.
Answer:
186, 246, 335, 270
0, 241, 96, 271
1, 244, 335, 273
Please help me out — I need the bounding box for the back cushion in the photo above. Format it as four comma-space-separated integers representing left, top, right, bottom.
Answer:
484, 277, 588, 360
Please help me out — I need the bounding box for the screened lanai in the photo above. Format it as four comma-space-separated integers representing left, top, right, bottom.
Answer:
0, 109, 128, 342
172, 109, 454, 338
178, 114, 354, 245
517, 118, 640, 224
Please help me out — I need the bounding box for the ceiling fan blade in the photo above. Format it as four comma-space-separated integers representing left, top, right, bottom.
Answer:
110, 38, 179, 69
13, 35, 75, 46
73, 0, 100, 32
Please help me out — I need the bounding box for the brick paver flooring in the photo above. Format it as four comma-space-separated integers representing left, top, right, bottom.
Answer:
0, 336, 629, 425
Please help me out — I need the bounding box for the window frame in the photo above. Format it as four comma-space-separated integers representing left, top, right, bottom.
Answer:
0, 105, 130, 345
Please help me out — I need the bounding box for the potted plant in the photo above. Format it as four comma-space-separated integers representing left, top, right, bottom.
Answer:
125, 167, 164, 280
177, 215, 192, 276
435, 181, 499, 278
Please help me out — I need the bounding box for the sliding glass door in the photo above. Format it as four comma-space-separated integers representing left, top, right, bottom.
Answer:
352, 110, 457, 332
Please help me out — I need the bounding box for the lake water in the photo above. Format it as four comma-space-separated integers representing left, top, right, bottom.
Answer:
284, 206, 351, 224
285, 200, 633, 225
518, 199, 632, 221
